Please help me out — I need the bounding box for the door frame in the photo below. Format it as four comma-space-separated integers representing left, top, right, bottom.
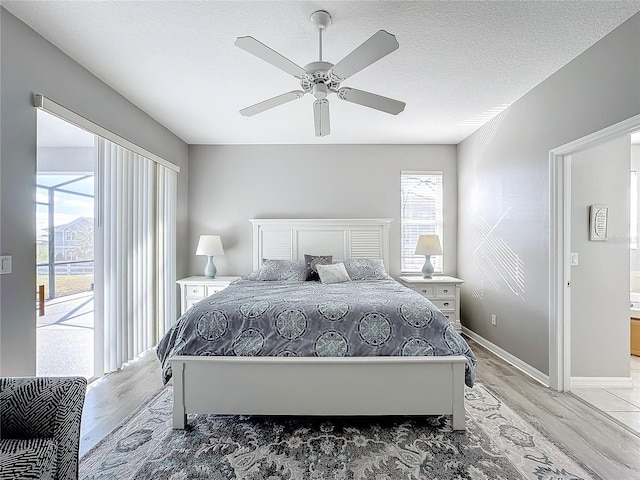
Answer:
550, 113, 640, 391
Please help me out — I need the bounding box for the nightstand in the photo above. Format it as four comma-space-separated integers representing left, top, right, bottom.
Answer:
176, 276, 241, 315
399, 275, 464, 331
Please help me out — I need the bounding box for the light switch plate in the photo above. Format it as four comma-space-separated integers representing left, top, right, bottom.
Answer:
570, 252, 579, 266
0, 256, 12, 274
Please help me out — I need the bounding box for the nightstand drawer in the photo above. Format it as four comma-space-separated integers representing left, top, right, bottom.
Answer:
206, 286, 225, 296
413, 285, 435, 297
436, 285, 455, 297
186, 285, 205, 298
431, 298, 455, 311
177, 276, 242, 316
185, 298, 201, 311
398, 276, 464, 332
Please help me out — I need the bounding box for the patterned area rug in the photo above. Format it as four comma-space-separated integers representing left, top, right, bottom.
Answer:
80, 384, 598, 480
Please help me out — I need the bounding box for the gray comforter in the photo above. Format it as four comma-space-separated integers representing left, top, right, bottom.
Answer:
157, 278, 476, 387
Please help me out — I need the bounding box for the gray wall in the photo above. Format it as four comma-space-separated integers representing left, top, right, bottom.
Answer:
457, 13, 640, 376
0, 9, 189, 376
188, 144, 457, 279
570, 137, 630, 378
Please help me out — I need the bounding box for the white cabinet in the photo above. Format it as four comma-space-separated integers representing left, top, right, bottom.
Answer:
177, 276, 241, 315
399, 276, 464, 331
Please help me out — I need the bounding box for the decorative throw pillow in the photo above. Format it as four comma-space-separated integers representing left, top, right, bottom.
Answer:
244, 270, 260, 280
316, 262, 351, 284
256, 259, 307, 282
342, 258, 390, 280
304, 254, 333, 281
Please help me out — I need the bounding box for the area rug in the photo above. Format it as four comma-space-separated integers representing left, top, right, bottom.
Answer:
80, 384, 599, 480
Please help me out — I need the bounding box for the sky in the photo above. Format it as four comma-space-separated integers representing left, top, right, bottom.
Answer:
36, 175, 94, 237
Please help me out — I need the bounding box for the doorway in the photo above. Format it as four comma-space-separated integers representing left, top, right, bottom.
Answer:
36, 109, 98, 379
550, 113, 640, 392
569, 132, 640, 435
549, 115, 640, 433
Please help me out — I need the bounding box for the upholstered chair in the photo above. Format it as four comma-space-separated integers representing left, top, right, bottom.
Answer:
0, 376, 87, 480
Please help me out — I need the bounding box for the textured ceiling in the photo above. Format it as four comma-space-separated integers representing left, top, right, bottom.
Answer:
4, 1, 640, 145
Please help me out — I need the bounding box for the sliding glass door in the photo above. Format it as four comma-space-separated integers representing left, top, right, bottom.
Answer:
36, 97, 178, 381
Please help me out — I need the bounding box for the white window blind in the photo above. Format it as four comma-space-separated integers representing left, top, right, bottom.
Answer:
96, 139, 177, 373
401, 171, 443, 273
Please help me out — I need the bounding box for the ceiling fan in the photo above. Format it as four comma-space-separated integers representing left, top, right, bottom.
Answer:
235, 10, 406, 137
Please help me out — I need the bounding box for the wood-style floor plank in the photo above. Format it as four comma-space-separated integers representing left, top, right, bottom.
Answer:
79, 340, 640, 478
470, 339, 640, 479
80, 351, 163, 457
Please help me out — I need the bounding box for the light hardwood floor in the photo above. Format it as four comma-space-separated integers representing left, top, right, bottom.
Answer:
80, 351, 164, 457
80, 339, 640, 478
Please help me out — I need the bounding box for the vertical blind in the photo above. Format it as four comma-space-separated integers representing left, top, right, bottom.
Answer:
97, 139, 177, 373
400, 171, 444, 273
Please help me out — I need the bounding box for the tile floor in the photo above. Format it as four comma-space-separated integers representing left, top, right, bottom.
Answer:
572, 356, 640, 436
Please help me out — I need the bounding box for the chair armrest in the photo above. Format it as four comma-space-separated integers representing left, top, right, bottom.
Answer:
1, 376, 87, 480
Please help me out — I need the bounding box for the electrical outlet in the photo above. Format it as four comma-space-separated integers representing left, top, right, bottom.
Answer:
491, 314, 497, 326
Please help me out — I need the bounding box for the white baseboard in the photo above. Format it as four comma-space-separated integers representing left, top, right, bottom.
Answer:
571, 377, 634, 389
462, 327, 550, 387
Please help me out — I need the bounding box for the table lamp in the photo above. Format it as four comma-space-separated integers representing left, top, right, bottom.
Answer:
414, 235, 442, 279
196, 235, 224, 278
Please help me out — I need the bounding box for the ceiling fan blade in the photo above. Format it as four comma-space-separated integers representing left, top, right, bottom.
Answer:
235, 36, 306, 79
337, 87, 405, 115
313, 99, 330, 137
240, 90, 305, 117
330, 30, 399, 81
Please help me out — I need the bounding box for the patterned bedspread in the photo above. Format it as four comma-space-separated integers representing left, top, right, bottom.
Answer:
157, 278, 477, 387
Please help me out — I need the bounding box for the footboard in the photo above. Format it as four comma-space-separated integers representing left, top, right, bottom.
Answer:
169, 355, 467, 430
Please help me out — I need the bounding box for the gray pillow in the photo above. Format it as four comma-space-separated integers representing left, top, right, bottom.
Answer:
256, 259, 307, 282
316, 262, 351, 284
342, 258, 389, 280
304, 254, 333, 281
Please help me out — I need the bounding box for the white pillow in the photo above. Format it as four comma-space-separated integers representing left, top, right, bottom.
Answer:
316, 262, 351, 284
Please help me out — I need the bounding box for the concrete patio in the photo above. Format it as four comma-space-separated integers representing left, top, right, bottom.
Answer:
37, 291, 94, 379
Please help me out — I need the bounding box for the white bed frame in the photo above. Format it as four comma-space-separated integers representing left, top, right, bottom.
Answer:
170, 219, 467, 430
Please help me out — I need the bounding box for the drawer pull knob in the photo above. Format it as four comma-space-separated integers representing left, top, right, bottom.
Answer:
443, 302, 450, 307
443, 289, 449, 293
421, 289, 427, 293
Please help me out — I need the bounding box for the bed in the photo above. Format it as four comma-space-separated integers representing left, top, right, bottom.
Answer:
157, 219, 476, 430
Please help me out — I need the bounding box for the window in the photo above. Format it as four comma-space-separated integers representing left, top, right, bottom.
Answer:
401, 171, 443, 273
65, 230, 76, 242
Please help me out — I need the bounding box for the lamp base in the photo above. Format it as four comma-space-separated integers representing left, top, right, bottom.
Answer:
421, 255, 434, 279
204, 256, 217, 278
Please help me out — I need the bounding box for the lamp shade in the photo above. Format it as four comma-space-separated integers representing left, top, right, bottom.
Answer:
196, 235, 224, 256
414, 235, 442, 255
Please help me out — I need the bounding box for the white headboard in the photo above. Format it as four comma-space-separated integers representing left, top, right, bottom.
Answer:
250, 218, 392, 270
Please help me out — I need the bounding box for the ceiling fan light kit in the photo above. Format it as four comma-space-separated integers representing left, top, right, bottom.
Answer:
235, 10, 406, 137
